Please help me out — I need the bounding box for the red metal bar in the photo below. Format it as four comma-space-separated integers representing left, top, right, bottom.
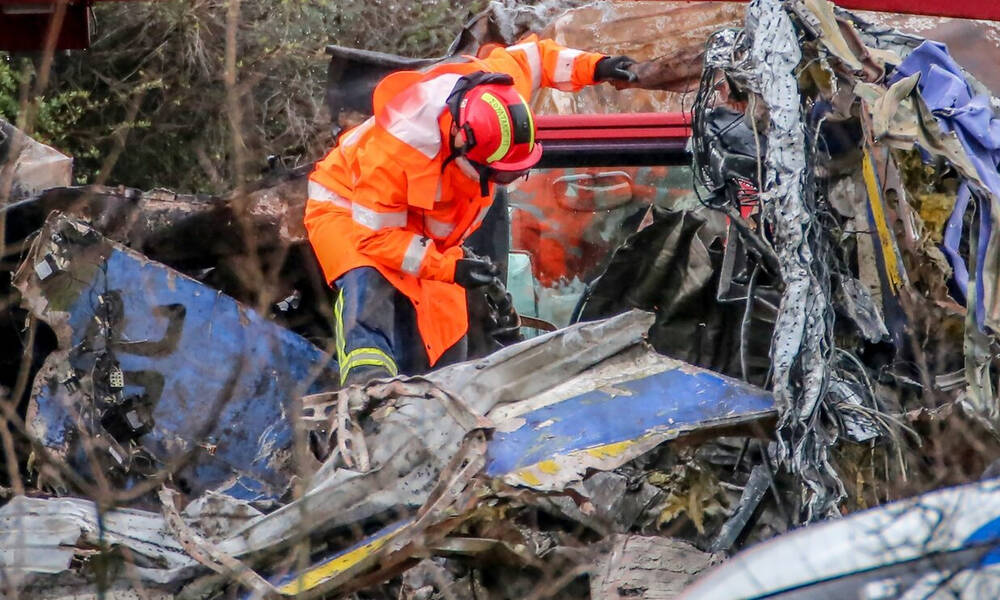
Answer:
536, 112, 693, 143
681, 0, 1000, 22
536, 112, 692, 129
538, 127, 692, 140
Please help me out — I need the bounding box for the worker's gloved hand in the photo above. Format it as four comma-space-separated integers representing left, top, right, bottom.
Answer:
594, 55, 638, 84
454, 257, 499, 288
492, 291, 518, 330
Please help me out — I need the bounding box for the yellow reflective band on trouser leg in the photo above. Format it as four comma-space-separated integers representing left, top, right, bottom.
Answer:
334, 290, 347, 367
334, 290, 399, 385
340, 347, 399, 385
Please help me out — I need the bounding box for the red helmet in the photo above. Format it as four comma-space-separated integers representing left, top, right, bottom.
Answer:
447, 73, 542, 174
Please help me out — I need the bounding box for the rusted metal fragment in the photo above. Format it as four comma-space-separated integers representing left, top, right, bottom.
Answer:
591, 535, 713, 600
0, 118, 72, 202
6, 175, 309, 264
14, 213, 337, 502
533, 2, 744, 115
158, 487, 277, 597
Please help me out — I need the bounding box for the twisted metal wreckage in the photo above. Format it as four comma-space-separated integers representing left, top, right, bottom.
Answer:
3, 0, 1000, 598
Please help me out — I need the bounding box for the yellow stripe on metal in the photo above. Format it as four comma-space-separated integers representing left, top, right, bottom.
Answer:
861, 148, 903, 293
512, 439, 642, 487
515, 469, 541, 486
480, 92, 512, 163
277, 528, 399, 594
536, 459, 559, 475
584, 439, 636, 460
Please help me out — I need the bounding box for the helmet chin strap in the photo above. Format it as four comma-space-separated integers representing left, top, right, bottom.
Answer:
444, 128, 492, 197
474, 163, 491, 197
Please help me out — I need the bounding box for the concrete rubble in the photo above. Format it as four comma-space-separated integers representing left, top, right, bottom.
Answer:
1, 0, 1000, 598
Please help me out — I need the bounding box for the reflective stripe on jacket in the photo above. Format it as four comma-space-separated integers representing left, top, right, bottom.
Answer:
305, 35, 605, 365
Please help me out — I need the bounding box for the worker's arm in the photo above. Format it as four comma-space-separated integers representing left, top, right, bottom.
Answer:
480, 34, 608, 97
349, 153, 462, 282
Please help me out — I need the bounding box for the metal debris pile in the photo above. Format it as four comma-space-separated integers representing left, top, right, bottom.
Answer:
682, 0, 1000, 519
2, 0, 1000, 598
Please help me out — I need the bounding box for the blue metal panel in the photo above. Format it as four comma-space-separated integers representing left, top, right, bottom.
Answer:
485, 365, 775, 476
30, 242, 337, 501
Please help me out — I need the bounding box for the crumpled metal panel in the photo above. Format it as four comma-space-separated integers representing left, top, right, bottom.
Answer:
0, 495, 194, 590
681, 479, 1000, 599
0, 119, 72, 202
14, 213, 337, 502
268, 321, 774, 596
6, 180, 309, 263
219, 312, 656, 562
0, 309, 774, 596
855, 11, 1000, 95
748, 0, 842, 520
485, 350, 775, 490
532, 1, 744, 115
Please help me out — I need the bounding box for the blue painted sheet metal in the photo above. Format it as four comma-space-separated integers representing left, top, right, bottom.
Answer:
24, 218, 338, 501
682, 479, 1000, 599
485, 363, 774, 478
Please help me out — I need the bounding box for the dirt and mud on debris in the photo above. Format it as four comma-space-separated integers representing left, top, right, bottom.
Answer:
2, 1, 1000, 598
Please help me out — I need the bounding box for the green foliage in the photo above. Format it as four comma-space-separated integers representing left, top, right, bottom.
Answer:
0, 55, 103, 176
2, 0, 486, 193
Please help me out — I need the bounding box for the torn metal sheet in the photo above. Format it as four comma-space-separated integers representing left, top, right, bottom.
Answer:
836, 276, 889, 342
858, 145, 911, 351
0, 495, 194, 590
543, 471, 664, 535
212, 312, 656, 596
710, 463, 771, 554
681, 479, 1000, 599
13, 213, 337, 501
749, 0, 843, 520
484, 350, 775, 491
532, 1, 744, 115
5, 178, 309, 263
181, 491, 264, 543
0, 118, 72, 202
592, 535, 712, 600
261, 327, 773, 596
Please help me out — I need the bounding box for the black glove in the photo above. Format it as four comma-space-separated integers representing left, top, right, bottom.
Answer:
455, 257, 499, 288
492, 291, 518, 329
594, 55, 638, 83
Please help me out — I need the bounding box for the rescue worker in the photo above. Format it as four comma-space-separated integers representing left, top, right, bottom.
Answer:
305, 36, 638, 386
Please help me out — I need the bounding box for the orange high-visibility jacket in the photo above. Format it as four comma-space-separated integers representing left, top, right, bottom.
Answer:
305, 36, 605, 365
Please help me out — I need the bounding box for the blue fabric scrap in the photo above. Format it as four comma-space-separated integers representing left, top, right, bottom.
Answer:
890, 41, 1000, 330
